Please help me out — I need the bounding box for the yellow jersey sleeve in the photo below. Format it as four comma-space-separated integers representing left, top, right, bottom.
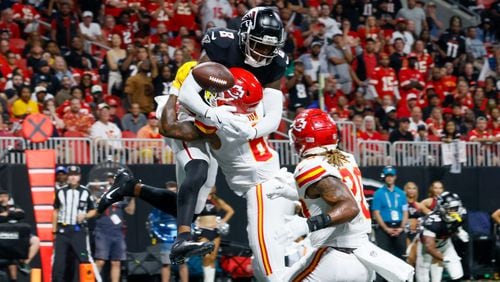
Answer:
169, 61, 198, 96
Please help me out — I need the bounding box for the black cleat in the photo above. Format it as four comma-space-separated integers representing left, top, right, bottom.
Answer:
169, 239, 215, 264
97, 169, 138, 214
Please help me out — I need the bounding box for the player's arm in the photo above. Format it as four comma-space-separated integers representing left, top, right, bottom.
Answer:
159, 95, 202, 141
421, 233, 444, 261
306, 176, 360, 227
251, 80, 284, 139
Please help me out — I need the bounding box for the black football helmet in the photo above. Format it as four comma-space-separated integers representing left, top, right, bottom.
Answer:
238, 7, 285, 68
437, 191, 466, 223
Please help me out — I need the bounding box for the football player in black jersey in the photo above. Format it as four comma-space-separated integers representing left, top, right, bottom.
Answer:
160, 6, 289, 265
415, 191, 469, 282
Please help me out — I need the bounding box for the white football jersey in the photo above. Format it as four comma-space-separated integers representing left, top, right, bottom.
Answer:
294, 151, 372, 248
195, 107, 281, 195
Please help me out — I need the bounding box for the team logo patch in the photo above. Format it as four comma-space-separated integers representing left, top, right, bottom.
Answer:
202, 90, 218, 107
292, 118, 307, 132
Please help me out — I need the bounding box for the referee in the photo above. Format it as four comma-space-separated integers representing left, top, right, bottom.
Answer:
52, 165, 100, 282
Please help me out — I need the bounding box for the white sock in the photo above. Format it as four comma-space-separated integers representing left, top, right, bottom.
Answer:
430, 263, 443, 282
203, 266, 216, 282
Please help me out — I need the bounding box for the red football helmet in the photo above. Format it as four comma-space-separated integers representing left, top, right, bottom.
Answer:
289, 109, 339, 156
217, 68, 263, 114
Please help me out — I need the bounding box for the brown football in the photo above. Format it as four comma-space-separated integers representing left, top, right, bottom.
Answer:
192, 62, 235, 92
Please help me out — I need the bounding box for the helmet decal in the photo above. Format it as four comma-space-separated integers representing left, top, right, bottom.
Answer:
292, 118, 307, 132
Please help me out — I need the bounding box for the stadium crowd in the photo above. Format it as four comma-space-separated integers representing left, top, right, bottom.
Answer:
0, 0, 498, 144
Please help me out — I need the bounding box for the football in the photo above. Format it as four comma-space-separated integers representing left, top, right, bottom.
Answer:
192, 62, 235, 92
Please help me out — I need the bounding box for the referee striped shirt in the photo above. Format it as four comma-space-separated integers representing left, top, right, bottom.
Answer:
54, 185, 95, 225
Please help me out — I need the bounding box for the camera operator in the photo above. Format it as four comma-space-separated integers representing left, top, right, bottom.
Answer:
0, 189, 40, 281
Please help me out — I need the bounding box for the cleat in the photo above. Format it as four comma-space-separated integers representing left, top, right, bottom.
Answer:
97, 169, 138, 214
169, 239, 215, 264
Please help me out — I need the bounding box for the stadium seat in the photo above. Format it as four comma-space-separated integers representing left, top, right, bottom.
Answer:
122, 131, 137, 138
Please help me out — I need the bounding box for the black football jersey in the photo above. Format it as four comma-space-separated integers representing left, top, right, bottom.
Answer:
437, 31, 466, 60
421, 211, 462, 245
201, 28, 288, 86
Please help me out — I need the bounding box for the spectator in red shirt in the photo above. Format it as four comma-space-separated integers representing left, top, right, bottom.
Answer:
413, 40, 434, 78
453, 80, 474, 110
426, 106, 444, 137
355, 38, 378, 83
369, 52, 399, 102
56, 87, 92, 117
467, 116, 493, 142
50, 1, 80, 51
0, 9, 20, 39
12, 0, 40, 33
171, 0, 200, 33
360, 115, 384, 140
398, 53, 425, 101
62, 98, 95, 136
323, 75, 345, 112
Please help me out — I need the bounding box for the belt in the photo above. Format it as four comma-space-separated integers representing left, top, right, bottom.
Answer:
384, 221, 402, 227
332, 247, 356, 254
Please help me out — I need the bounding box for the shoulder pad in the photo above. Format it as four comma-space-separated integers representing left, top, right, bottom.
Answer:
294, 156, 341, 192
202, 28, 238, 50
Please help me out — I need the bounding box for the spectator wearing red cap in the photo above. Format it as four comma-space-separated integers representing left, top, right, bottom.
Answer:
62, 98, 95, 136
369, 52, 400, 102
399, 53, 425, 100
106, 96, 123, 129
392, 18, 414, 54
137, 112, 162, 139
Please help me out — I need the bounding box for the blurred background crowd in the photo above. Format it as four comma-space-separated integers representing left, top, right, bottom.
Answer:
0, 0, 498, 145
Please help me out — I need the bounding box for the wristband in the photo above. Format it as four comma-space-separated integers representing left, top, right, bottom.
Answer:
306, 213, 331, 232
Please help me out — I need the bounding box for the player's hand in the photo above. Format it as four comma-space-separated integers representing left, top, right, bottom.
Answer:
204, 105, 243, 128
274, 215, 310, 245
226, 119, 257, 140
266, 168, 299, 200
457, 227, 469, 242
154, 95, 169, 119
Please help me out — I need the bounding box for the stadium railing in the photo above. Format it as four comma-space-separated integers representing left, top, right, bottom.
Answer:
0, 137, 498, 167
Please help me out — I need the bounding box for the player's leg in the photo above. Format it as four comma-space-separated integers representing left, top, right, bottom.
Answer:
245, 183, 295, 281
284, 248, 372, 282
170, 140, 215, 262
195, 154, 218, 215
97, 171, 177, 215
440, 239, 463, 280
415, 241, 432, 282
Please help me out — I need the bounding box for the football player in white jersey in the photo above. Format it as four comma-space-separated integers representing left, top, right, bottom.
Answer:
100, 68, 297, 281
281, 109, 414, 282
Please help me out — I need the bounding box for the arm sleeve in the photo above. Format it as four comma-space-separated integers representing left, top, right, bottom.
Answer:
254, 88, 283, 138
177, 71, 206, 117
